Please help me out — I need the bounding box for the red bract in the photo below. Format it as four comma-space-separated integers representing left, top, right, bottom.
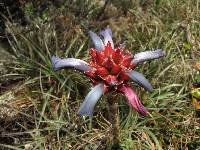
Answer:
85, 42, 136, 93
51, 28, 165, 117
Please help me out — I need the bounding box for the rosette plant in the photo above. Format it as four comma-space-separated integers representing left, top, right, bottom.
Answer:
51, 28, 165, 145
52, 28, 165, 116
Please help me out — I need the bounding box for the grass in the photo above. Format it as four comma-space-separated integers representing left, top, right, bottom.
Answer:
0, 0, 200, 149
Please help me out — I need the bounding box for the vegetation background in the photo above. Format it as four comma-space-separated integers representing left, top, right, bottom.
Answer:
0, 0, 200, 149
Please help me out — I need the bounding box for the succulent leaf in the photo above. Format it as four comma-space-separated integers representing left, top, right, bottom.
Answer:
100, 28, 114, 48
89, 31, 105, 51
131, 49, 165, 64
78, 83, 104, 117
126, 71, 153, 92
51, 56, 93, 72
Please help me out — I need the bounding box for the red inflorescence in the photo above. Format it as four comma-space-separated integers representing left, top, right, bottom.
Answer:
85, 42, 136, 92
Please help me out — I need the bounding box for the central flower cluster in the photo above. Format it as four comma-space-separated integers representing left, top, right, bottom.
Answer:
86, 42, 135, 92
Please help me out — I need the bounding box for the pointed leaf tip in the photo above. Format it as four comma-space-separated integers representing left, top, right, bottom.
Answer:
89, 31, 105, 51
126, 71, 153, 92
78, 83, 104, 117
51, 56, 61, 71
132, 49, 165, 64
120, 86, 149, 116
51, 56, 93, 72
100, 28, 114, 48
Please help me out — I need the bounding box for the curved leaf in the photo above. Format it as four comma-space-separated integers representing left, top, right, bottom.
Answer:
78, 83, 104, 117
131, 49, 165, 64
51, 56, 93, 72
89, 31, 105, 51
126, 71, 153, 92
100, 28, 114, 48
